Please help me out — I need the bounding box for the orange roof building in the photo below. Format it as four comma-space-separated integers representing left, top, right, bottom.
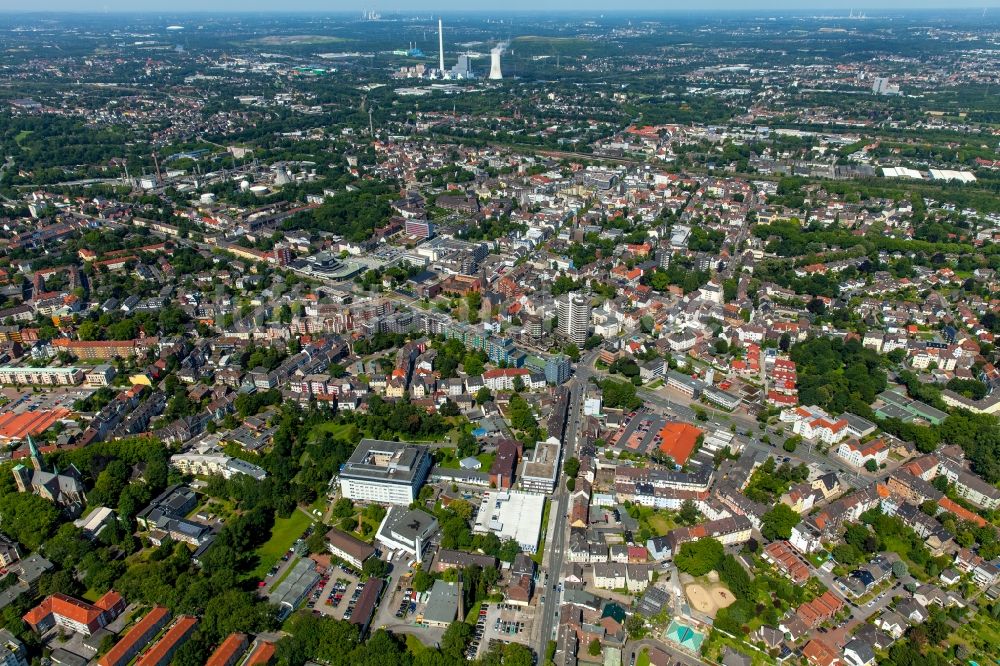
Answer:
98, 606, 172, 666
245, 641, 276, 666
0, 408, 70, 442
206, 633, 249, 666
23, 591, 125, 636
939, 497, 987, 528
803, 638, 839, 666
135, 616, 198, 666
657, 422, 704, 466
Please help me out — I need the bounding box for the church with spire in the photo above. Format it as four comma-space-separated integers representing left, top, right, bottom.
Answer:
12, 436, 86, 515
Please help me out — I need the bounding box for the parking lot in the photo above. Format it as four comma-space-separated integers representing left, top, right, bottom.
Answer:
315, 564, 362, 620
468, 603, 535, 659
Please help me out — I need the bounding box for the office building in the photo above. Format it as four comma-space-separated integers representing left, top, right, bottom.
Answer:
135, 485, 213, 547
324, 528, 376, 568
23, 591, 125, 636
339, 439, 432, 505
872, 77, 900, 95
375, 506, 438, 562
544, 355, 571, 385
557, 293, 590, 347
423, 580, 460, 627
520, 436, 562, 494
404, 218, 434, 239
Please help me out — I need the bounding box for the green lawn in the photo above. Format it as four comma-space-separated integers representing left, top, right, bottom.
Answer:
636, 649, 650, 666
531, 499, 551, 565
465, 600, 484, 623
435, 448, 462, 469
632, 505, 679, 537
309, 422, 360, 442
405, 633, 430, 654
952, 607, 1000, 663
250, 510, 314, 580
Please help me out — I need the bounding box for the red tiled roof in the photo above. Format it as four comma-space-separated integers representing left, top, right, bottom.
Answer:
657, 422, 703, 465
97, 606, 171, 666
94, 590, 123, 612
803, 638, 839, 666
245, 641, 276, 666
135, 616, 198, 666
24, 593, 104, 629
940, 497, 987, 528
206, 633, 249, 666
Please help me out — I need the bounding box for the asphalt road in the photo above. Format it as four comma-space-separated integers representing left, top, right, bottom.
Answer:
535, 354, 594, 652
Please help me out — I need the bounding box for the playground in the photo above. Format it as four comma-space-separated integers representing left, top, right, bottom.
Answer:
683, 572, 736, 617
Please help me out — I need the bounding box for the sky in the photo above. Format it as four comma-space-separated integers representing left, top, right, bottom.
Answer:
5, 1, 1000, 12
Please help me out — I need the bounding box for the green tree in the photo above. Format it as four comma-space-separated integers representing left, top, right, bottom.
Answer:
362, 558, 389, 580
0, 492, 60, 550
441, 621, 471, 660
679, 500, 700, 526
564, 457, 580, 479
412, 568, 435, 593
625, 614, 646, 638
674, 538, 724, 576
761, 504, 800, 541
498, 538, 520, 563
588, 639, 602, 657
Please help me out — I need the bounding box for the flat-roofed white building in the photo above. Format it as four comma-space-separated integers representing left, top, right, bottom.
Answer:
473, 490, 545, 553
0, 366, 84, 386
519, 437, 561, 494
339, 439, 433, 505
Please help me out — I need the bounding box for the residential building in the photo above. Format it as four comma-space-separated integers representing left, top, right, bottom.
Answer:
0, 366, 85, 386
0, 630, 26, 666
206, 634, 249, 666
97, 606, 172, 666
557, 293, 590, 347
135, 616, 198, 666
836, 438, 889, 469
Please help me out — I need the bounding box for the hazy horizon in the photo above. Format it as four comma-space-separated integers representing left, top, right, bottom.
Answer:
3, 1, 1000, 14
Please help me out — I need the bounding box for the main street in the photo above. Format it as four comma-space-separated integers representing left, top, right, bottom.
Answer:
535, 352, 596, 653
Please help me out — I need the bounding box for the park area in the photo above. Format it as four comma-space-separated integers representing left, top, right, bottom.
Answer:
250, 510, 314, 580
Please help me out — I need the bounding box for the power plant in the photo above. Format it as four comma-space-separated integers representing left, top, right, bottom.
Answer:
489, 47, 503, 80
438, 18, 445, 74
393, 19, 507, 82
